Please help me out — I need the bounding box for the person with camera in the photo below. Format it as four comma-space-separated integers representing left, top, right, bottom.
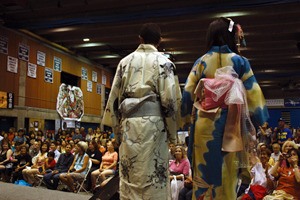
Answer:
263, 148, 300, 199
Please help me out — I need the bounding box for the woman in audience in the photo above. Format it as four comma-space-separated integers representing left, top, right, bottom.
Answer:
239, 149, 275, 200
86, 140, 102, 191
26, 131, 35, 146
90, 141, 118, 192
0, 139, 13, 182
59, 141, 89, 193
280, 140, 298, 168
58, 140, 67, 154
22, 142, 49, 186
85, 128, 94, 142
169, 146, 191, 200
263, 148, 300, 199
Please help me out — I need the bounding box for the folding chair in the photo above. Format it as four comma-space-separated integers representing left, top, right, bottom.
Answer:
35, 174, 45, 187
75, 159, 92, 194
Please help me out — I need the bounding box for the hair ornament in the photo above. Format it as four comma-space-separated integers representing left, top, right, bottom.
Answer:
228, 19, 234, 32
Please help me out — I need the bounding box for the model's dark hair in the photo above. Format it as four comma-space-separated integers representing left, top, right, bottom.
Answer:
206, 17, 239, 54
139, 23, 161, 45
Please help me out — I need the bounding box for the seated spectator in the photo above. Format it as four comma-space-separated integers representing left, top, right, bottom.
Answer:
68, 140, 76, 154
100, 132, 109, 147
7, 128, 15, 145
59, 141, 89, 193
280, 140, 298, 168
12, 146, 31, 183
169, 146, 191, 200
270, 143, 281, 165
263, 148, 300, 199
0, 139, 13, 182
240, 149, 275, 200
45, 131, 54, 141
59, 130, 67, 141
178, 174, 193, 200
108, 131, 115, 140
44, 151, 56, 172
29, 141, 40, 161
54, 128, 62, 141
168, 143, 176, 162
294, 128, 300, 147
43, 144, 74, 190
13, 129, 27, 146
49, 141, 61, 162
257, 122, 272, 148
58, 140, 67, 154
22, 142, 49, 186
85, 128, 94, 142
72, 128, 83, 143
27, 131, 36, 147
86, 140, 102, 191
91, 141, 118, 191
36, 130, 44, 142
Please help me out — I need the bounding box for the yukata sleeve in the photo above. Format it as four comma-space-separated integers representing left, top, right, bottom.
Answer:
102, 61, 123, 142
238, 57, 269, 126
158, 61, 181, 144
181, 60, 203, 126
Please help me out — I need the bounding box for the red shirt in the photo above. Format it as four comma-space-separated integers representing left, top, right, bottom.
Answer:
276, 167, 300, 198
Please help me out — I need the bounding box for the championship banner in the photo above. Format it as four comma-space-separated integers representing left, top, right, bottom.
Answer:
56, 84, 84, 121
0, 91, 14, 109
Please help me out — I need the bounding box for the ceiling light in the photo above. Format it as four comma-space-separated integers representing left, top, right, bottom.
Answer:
214, 11, 252, 18
73, 42, 106, 48
95, 54, 120, 59
83, 38, 90, 42
174, 61, 194, 65
49, 27, 77, 33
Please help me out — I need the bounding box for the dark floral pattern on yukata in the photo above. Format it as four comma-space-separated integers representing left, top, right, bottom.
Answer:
147, 155, 168, 189
159, 62, 176, 79
120, 154, 138, 183
162, 97, 177, 117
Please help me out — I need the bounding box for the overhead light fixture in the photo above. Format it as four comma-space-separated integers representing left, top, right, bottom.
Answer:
214, 11, 252, 18
73, 42, 106, 48
49, 27, 77, 33
174, 61, 194, 65
94, 54, 120, 59
83, 38, 90, 42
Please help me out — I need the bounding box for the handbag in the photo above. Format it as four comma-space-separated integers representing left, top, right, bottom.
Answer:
170, 175, 185, 200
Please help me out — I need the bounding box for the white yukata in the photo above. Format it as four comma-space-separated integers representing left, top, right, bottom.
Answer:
102, 44, 181, 200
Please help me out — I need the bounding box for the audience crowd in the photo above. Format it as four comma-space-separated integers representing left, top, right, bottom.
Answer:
0, 117, 300, 200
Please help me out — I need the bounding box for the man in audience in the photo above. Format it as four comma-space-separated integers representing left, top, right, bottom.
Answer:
29, 141, 40, 159
49, 141, 61, 162
43, 144, 74, 190
72, 128, 83, 143
273, 118, 293, 146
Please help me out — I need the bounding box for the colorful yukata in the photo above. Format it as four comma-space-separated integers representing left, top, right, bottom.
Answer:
102, 44, 181, 200
181, 45, 269, 200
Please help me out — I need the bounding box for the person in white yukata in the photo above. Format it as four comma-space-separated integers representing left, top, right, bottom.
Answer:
102, 23, 181, 200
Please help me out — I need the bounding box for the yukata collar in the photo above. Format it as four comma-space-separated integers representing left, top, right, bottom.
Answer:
209, 45, 233, 54
136, 44, 158, 52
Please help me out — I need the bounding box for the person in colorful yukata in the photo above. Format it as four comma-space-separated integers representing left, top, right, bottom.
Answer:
181, 17, 269, 200
102, 23, 181, 199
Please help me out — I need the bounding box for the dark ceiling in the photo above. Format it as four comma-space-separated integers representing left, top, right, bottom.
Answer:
1, 0, 300, 99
